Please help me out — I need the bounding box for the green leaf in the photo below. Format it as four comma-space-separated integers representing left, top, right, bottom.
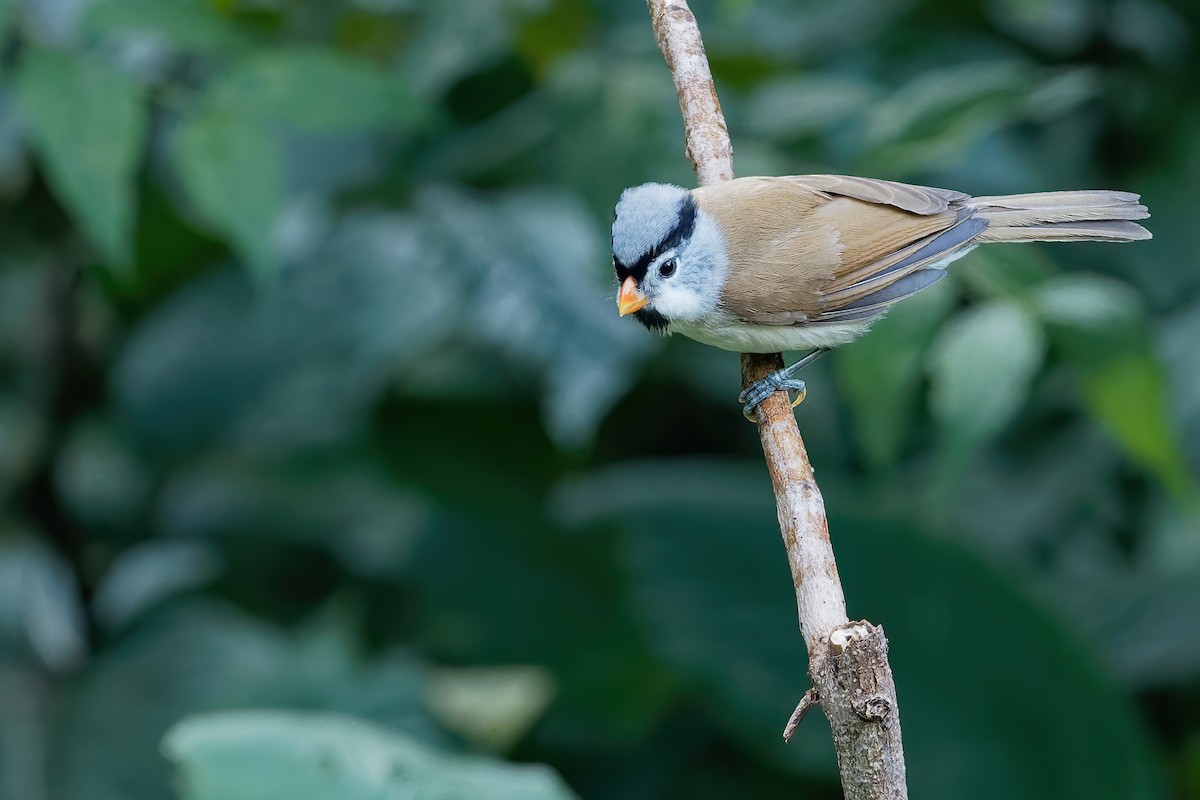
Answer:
82, 0, 249, 54
16, 48, 145, 267
209, 49, 421, 132
164, 710, 576, 800
616, 462, 1164, 797
172, 110, 283, 276
928, 300, 1046, 445
1081, 354, 1192, 494
837, 280, 956, 467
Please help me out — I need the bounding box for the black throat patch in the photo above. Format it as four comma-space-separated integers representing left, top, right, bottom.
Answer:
613, 194, 698, 284
633, 307, 670, 333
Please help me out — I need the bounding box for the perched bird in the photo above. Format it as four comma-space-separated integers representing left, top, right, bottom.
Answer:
611, 175, 1151, 418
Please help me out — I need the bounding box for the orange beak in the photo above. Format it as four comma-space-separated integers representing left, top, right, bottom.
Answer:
617, 276, 649, 317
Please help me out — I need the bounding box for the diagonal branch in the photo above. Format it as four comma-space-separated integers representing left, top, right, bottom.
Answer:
645, 2, 909, 797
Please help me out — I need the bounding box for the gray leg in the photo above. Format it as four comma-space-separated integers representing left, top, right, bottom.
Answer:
740, 350, 827, 421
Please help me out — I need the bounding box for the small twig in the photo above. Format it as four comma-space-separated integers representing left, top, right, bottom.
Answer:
645, 2, 909, 797
783, 688, 820, 743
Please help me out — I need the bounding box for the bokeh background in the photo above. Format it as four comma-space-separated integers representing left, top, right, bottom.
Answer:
1, 0, 1199, 797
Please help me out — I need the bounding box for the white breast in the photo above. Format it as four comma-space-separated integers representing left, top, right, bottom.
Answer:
671, 313, 872, 353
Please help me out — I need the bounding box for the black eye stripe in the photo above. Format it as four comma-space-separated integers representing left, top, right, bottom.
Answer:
613, 194, 697, 284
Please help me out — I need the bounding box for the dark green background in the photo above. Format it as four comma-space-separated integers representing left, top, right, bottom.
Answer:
1, 0, 1198, 797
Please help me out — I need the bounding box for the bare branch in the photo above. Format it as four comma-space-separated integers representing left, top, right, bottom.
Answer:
646, 0, 733, 187
645, 2, 909, 797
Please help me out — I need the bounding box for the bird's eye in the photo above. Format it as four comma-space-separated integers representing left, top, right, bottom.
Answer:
658, 258, 678, 278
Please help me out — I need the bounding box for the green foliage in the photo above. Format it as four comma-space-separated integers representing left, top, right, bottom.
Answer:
838, 282, 956, 466
206, 49, 420, 133
81, 0, 249, 54
1, 0, 1198, 798
614, 471, 1161, 798
16, 48, 145, 267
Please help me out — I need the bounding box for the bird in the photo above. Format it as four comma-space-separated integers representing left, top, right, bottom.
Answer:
610, 175, 1151, 418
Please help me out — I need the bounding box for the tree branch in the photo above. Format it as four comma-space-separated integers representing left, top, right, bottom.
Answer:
646, 2, 909, 797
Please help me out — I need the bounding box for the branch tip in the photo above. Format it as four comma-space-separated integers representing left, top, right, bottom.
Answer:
783, 688, 820, 743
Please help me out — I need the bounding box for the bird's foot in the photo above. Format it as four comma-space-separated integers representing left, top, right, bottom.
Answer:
739, 373, 807, 421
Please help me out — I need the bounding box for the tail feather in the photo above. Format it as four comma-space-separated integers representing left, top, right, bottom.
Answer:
970, 189, 1151, 243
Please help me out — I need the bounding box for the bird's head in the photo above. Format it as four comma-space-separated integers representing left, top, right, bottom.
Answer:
611, 183, 729, 332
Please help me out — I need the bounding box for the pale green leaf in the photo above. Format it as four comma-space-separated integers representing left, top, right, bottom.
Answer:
1081, 355, 1192, 494
1032, 273, 1143, 335
427, 666, 555, 752
172, 110, 283, 277
16, 48, 145, 267
928, 301, 1046, 444
164, 710, 576, 800
209, 49, 421, 132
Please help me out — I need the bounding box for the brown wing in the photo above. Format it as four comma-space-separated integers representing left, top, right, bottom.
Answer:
693, 176, 982, 325
785, 174, 968, 215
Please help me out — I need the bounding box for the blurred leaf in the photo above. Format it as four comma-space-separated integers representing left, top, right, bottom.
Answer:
837, 280, 956, 467
208, 48, 422, 132
0, 396, 44, 496
865, 61, 1027, 171
92, 541, 221, 631
1032, 273, 1143, 337
928, 300, 1046, 446
16, 48, 145, 267
0, 0, 13, 44
959, 244, 1057, 299
172, 110, 282, 277
615, 461, 1164, 798
54, 420, 151, 530
0, 536, 86, 671
0, 88, 30, 199
727, 0, 908, 60
157, 461, 429, 578
1080, 354, 1191, 493
402, 0, 547, 98
743, 75, 879, 138
864, 62, 1098, 173
1094, 565, 1200, 686
413, 516, 677, 747
82, 0, 249, 54
50, 603, 440, 800
1162, 305, 1200, 475
420, 186, 651, 446
986, 0, 1097, 53
113, 212, 453, 456
427, 666, 555, 752
164, 710, 576, 800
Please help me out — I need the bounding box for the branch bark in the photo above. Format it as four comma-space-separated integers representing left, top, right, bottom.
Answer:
646, 2, 908, 797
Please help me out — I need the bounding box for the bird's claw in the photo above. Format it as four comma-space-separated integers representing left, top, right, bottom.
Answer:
741, 375, 808, 422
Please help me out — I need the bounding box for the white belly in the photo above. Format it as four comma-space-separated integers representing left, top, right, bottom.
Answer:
671, 314, 872, 353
